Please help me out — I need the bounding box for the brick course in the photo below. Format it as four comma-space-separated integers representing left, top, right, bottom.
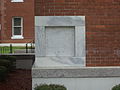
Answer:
35, 0, 120, 66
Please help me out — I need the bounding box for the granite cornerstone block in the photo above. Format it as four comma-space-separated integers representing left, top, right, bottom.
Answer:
34, 16, 86, 67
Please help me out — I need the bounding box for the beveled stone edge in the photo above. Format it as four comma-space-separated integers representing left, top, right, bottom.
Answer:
32, 67, 120, 78
35, 16, 85, 26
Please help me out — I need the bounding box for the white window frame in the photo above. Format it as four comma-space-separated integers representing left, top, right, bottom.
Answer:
0, 24, 1, 30
11, 0, 24, 2
11, 17, 24, 39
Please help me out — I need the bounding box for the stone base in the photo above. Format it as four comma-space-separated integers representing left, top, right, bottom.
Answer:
34, 57, 85, 67
32, 77, 120, 90
32, 67, 120, 90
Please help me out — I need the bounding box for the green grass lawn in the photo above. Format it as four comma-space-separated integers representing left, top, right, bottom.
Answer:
0, 46, 34, 54
0, 46, 11, 54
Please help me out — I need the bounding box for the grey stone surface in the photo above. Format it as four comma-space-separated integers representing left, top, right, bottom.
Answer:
32, 67, 120, 78
75, 26, 85, 57
35, 16, 85, 26
34, 57, 85, 67
35, 26, 46, 56
35, 16, 86, 67
46, 26, 75, 56
32, 77, 120, 90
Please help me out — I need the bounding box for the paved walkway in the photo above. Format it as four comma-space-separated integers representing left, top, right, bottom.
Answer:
0, 69, 32, 90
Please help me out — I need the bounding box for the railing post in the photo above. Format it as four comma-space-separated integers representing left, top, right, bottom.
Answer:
10, 44, 12, 53
31, 43, 32, 53
26, 43, 28, 53
1, 48, 3, 54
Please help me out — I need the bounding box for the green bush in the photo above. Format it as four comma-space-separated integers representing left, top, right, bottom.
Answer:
112, 84, 120, 90
0, 55, 16, 62
0, 55, 16, 70
0, 55, 16, 82
34, 84, 67, 90
0, 60, 11, 69
50, 84, 67, 90
35, 84, 52, 90
0, 66, 8, 82
5, 56, 16, 70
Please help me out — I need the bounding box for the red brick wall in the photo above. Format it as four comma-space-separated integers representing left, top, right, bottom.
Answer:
0, 0, 6, 42
0, 1, 1, 41
35, 0, 120, 66
1, 0, 34, 43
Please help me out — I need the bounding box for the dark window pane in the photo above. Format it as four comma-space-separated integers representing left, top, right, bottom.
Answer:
14, 27, 21, 35
14, 18, 21, 26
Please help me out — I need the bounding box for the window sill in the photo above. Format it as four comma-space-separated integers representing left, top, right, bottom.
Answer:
11, 36, 24, 39
11, 0, 24, 2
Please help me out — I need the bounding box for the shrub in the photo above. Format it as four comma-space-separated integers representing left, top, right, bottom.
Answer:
0, 66, 8, 82
49, 84, 67, 90
34, 84, 67, 90
5, 56, 16, 70
0, 55, 16, 82
0, 55, 16, 62
35, 84, 52, 90
0, 55, 16, 70
112, 84, 120, 90
0, 59, 11, 69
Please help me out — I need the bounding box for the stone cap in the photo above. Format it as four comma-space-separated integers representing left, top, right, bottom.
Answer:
35, 16, 85, 26
32, 67, 120, 78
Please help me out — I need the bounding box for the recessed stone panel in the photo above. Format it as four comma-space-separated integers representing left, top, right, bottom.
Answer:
46, 26, 75, 56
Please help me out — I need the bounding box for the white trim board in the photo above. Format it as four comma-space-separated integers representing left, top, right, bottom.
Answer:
0, 43, 34, 46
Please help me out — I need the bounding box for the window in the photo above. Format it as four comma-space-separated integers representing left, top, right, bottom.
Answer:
11, 0, 24, 2
11, 17, 24, 39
